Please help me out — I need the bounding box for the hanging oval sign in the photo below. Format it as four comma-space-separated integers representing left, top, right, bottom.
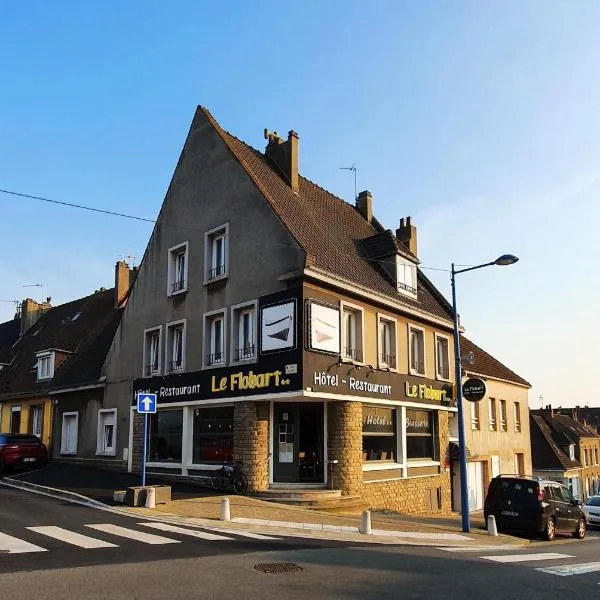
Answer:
462, 377, 486, 402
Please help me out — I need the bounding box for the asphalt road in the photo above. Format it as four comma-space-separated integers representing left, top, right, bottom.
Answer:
1, 485, 599, 599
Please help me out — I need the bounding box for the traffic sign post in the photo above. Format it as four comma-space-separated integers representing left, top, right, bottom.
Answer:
136, 392, 157, 487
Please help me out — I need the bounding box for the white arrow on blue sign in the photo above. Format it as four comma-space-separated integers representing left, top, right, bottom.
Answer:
137, 392, 157, 414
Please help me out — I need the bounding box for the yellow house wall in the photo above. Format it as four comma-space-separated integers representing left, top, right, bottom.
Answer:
0, 397, 53, 447
463, 378, 532, 481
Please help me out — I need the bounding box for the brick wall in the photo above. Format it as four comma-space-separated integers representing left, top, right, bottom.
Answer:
233, 401, 269, 492
327, 401, 363, 496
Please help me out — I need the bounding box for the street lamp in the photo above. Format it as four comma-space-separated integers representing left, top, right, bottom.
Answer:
451, 254, 519, 533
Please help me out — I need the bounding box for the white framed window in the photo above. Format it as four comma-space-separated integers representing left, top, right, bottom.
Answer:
35, 351, 55, 380
584, 449, 589, 466
204, 223, 229, 284
491, 455, 500, 478
143, 326, 162, 376
499, 399, 507, 431
569, 444, 575, 461
435, 333, 451, 381
30, 406, 43, 438
165, 320, 186, 373
340, 301, 364, 363
408, 325, 426, 376
60, 412, 78, 455
167, 241, 189, 296
514, 402, 522, 432
231, 301, 257, 363
96, 409, 117, 456
471, 401, 480, 431
377, 314, 397, 370
204, 309, 227, 367
595, 448, 599, 466
489, 398, 497, 431
396, 256, 417, 298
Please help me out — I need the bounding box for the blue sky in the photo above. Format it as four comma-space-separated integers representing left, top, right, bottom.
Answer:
1, 1, 599, 407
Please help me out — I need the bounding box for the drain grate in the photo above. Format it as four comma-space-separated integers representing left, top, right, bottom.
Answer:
254, 562, 303, 575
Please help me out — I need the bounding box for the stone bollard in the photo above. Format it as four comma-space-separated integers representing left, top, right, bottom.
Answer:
487, 514, 498, 537
145, 487, 156, 509
220, 497, 231, 522
359, 510, 372, 535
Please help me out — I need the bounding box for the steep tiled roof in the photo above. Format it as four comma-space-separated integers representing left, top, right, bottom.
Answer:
573, 408, 600, 434
0, 318, 20, 365
0, 289, 119, 397
200, 108, 454, 323
533, 410, 600, 442
530, 414, 582, 471
460, 336, 530, 387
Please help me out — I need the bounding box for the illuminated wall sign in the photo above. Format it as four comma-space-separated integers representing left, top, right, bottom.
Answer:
405, 381, 447, 402
313, 372, 392, 396
308, 301, 340, 354
211, 369, 291, 393
261, 300, 296, 353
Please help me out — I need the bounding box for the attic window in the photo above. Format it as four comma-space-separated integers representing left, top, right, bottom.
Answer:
569, 444, 575, 461
397, 257, 417, 298
35, 351, 55, 381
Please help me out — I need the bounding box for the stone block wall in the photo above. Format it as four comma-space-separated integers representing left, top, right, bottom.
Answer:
233, 401, 269, 492
327, 401, 362, 496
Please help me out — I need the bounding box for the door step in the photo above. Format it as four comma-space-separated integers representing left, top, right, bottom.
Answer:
255, 489, 366, 512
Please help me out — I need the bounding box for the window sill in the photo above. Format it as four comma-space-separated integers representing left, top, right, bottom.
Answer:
230, 357, 258, 367
143, 371, 162, 378
377, 364, 398, 373
168, 287, 188, 298
362, 462, 403, 472
202, 362, 227, 370
436, 375, 452, 383
406, 460, 440, 468
145, 461, 183, 469
96, 450, 117, 457
187, 463, 227, 471
409, 370, 427, 378
203, 274, 229, 286
60, 451, 77, 456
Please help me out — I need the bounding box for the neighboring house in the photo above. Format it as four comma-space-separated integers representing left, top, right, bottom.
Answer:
103, 106, 463, 514
0, 315, 21, 372
449, 336, 531, 512
570, 407, 600, 436
0, 266, 131, 454
529, 409, 584, 499
530, 408, 600, 500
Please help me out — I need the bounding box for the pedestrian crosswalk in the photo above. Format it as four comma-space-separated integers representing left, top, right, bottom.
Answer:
0, 521, 284, 555
437, 545, 600, 583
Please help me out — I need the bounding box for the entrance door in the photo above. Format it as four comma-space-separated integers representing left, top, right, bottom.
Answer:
273, 403, 324, 483
10, 407, 21, 434
468, 461, 485, 511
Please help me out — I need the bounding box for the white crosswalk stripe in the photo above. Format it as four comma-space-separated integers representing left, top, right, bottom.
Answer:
0, 531, 47, 554
536, 562, 600, 577
482, 552, 574, 563
139, 522, 233, 541
85, 524, 181, 545
438, 545, 524, 553
27, 526, 118, 549
202, 526, 280, 541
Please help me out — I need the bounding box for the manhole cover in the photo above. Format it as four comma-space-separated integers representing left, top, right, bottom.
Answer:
254, 562, 303, 574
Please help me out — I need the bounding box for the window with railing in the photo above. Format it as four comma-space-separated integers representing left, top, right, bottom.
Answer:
204, 311, 225, 367
397, 257, 417, 298
342, 304, 363, 362
231, 302, 256, 363
167, 241, 189, 296
435, 334, 450, 380
514, 402, 522, 433
499, 400, 507, 431
409, 325, 425, 376
489, 398, 497, 431
166, 321, 185, 373
204, 224, 229, 284
471, 400, 480, 431
143, 327, 162, 376
378, 316, 397, 369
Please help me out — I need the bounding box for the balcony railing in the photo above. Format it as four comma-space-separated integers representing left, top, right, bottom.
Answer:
145, 363, 160, 376
207, 352, 224, 365
171, 279, 186, 294
207, 264, 226, 280
397, 281, 417, 295
169, 359, 184, 372
380, 353, 395, 367
411, 360, 425, 374
344, 347, 363, 362
235, 345, 255, 361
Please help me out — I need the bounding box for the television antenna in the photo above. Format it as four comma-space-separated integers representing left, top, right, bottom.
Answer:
339, 164, 357, 202
22, 283, 45, 306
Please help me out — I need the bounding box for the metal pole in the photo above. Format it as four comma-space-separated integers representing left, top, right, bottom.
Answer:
141, 412, 148, 487
451, 263, 470, 533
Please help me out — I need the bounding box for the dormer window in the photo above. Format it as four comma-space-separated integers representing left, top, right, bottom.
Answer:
36, 351, 55, 380
397, 256, 417, 297
569, 444, 575, 461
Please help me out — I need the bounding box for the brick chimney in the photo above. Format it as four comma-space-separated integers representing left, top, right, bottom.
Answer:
19, 297, 51, 336
396, 217, 418, 258
264, 129, 299, 193
355, 190, 373, 223
115, 261, 136, 308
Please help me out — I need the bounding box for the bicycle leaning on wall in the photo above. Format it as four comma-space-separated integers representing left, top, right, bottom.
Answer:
210, 460, 249, 495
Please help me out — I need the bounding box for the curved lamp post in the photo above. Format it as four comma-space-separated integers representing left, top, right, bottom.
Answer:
451, 254, 519, 533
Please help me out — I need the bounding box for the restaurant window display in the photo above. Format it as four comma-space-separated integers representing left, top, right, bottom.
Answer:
149, 410, 183, 463
362, 406, 397, 462
406, 409, 436, 461
192, 406, 234, 463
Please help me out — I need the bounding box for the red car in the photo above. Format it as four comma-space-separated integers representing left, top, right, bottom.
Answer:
0, 434, 49, 473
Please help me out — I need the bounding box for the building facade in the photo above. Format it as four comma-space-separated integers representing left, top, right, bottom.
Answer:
450, 336, 531, 512
104, 107, 463, 514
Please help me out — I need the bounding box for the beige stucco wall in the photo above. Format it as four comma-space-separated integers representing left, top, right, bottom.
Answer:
461, 377, 532, 480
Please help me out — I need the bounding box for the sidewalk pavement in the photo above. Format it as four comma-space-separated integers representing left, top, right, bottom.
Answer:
2, 463, 526, 547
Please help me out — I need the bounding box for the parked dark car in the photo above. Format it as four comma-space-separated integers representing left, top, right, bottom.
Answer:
0, 434, 49, 473
484, 475, 587, 541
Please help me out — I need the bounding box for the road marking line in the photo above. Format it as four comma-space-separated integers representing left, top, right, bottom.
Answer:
0, 532, 47, 554
536, 562, 600, 577
482, 553, 574, 563
438, 545, 524, 552
86, 524, 180, 545
139, 522, 233, 541
203, 526, 280, 541
27, 526, 118, 549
